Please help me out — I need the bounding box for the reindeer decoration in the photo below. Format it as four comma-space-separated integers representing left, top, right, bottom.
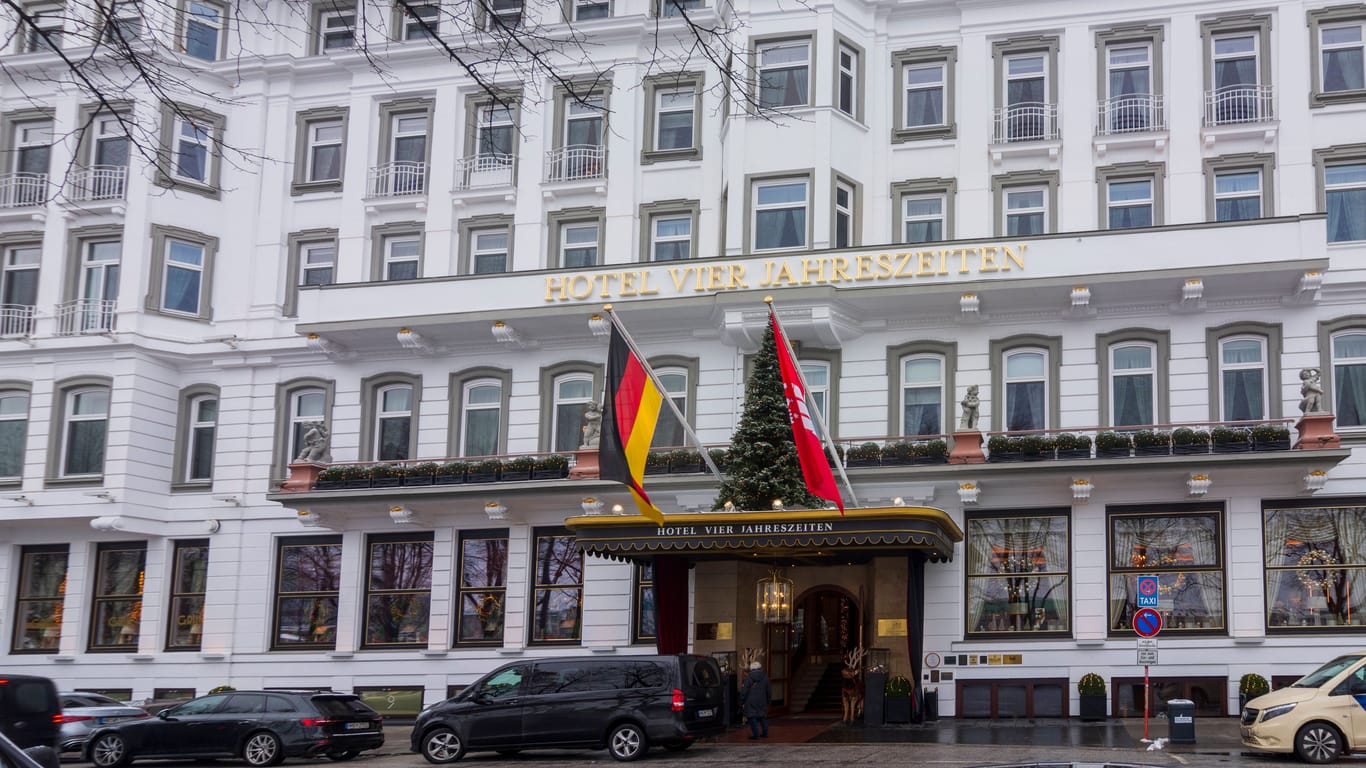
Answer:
841, 646, 868, 722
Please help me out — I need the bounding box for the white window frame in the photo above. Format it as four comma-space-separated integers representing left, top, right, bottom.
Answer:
185, 394, 216, 482
390, 113, 429, 165
82, 240, 120, 303
105, 0, 142, 42
487, 0, 522, 29
651, 368, 688, 448
471, 229, 509, 274
374, 384, 413, 461
317, 7, 355, 52
305, 119, 343, 182
573, 0, 609, 21
1218, 336, 1268, 422
1005, 53, 1047, 105
1106, 43, 1152, 99
903, 62, 945, 129
0, 390, 29, 479
13, 121, 52, 176
401, 1, 439, 40
1214, 169, 1262, 221
22, 3, 62, 53
1320, 23, 1365, 94
161, 238, 204, 316
660, 0, 700, 17
1004, 186, 1047, 236
751, 177, 809, 252
89, 114, 129, 169
1004, 348, 1048, 432
1213, 33, 1260, 86
299, 241, 336, 287
61, 387, 108, 477
475, 104, 515, 159
2, 245, 40, 310
383, 234, 420, 281
181, 0, 224, 61
834, 181, 853, 249
902, 193, 945, 244
171, 115, 213, 185
901, 354, 944, 438
799, 360, 829, 436
551, 373, 594, 452
1109, 342, 1157, 427
757, 39, 811, 109
654, 88, 694, 152
837, 44, 858, 117
1326, 162, 1366, 243
460, 379, 502, 457
650, 214, 691, 262
564, 95, 605, 150
1106, 177, 1154, 230
289, 388, 325, 463
559, 221, 599, 268
1332, 331, 1366, 430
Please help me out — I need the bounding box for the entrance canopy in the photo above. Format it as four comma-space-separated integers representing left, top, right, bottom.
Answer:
565, 506, 962, 564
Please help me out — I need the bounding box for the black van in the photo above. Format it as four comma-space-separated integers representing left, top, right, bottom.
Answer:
412, 654, 725, 763
0, 675, 60, 751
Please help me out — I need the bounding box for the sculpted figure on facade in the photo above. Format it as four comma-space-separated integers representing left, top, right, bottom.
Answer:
959, 385, 981, 431
295, 421, 332, 464
1299, 367, 1325, 414
580, 401, 603, 448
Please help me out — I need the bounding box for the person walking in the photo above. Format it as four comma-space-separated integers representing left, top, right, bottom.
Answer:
740, 660, 772, 739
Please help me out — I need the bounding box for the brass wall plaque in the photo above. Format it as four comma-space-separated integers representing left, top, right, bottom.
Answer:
1004, 654, 1022, 665
877, 619, 908, 636
987, 654, 1003, 665
716, 622, 733, 640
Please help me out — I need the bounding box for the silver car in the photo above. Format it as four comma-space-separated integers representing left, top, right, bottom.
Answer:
58, 693, 148, 754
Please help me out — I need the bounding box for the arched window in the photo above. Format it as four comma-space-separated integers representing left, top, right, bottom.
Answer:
1110, 342, 1156, 427
1219, 336, 1267, 421
289, 388, 326, 462
1004, 349, 1047, 431
552, 374, 594, 452
374, 383, 413, 461
461, 379, 502, 457
652, 368, 688, 448
0, 388, 30, 479
186, 394, 218, 482
63, 387, 109, 476
1333, 331, 1366, 428
901, 355, 944, 437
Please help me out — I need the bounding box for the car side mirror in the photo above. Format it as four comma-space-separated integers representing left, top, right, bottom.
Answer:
157, 710, 171, 720
473, 691, 493, 704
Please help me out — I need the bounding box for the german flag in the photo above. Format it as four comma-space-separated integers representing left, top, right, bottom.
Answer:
599, 323, 666, 525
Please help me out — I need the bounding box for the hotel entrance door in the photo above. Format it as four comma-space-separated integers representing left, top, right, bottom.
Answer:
765, 621, 791, 709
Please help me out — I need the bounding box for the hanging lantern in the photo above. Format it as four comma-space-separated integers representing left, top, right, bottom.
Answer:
755, 569, 794, 624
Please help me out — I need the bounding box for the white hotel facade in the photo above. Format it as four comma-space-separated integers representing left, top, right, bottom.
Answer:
0, 0, 1365, 721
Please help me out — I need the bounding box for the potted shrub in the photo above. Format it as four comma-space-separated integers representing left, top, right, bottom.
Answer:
847, 442, 882, 467
917, 439, 949, 464
1095, 431, 1133, 458
1212, 426, 1252, 453
1077, 673, 1107, 721
340, 464, 372, 489
501, 455, 535, 480
314, 466, 346, 490
1133, 429, 1172, 457
1251, 424, 1291, 452
644, 451, 669, 475
1019, 434, 1052, 461
1239, 672, 1270, 709
987, 435, 1023, 462
666, 449, 703, 473
708, 448, 730, 472
826, 443, 845, 466
368, 463, 402, 488
467, 458, 503, 483
1055, 433, 1092, 459
401, 462, 438, 486
533, 454, 569, 479
884, 675, 913, 724
435, 460, 469, 484
880, 441, 916, 466
1171, 427, 1210, 456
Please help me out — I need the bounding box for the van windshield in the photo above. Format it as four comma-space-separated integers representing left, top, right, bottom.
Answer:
1292, 654, 1365, 688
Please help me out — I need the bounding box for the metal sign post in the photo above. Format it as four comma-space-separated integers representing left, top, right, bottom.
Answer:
1133, 609, 1163, 741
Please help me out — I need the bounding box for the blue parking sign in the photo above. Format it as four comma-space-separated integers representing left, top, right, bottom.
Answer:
1136, 575, 1159, 608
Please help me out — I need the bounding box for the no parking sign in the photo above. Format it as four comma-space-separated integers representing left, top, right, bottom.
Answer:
1136, 574, 1159, 608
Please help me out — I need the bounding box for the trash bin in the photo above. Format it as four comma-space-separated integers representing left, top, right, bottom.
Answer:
923, 688, 939, 721
1167, 698, 1195, 744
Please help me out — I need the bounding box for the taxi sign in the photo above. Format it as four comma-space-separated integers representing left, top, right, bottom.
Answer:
1136, 575, 1159, 608
1133, 607, 1163, 637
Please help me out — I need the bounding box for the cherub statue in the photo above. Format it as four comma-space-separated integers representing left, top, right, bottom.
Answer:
580, 402, 602, 448
295, 421, 331, 463
959, 385, 981, 431
1300, 368, 1325, 414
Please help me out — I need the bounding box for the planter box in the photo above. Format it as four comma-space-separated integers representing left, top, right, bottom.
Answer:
988, 451, 1021, 463
369, 477, 402, 488
531, 468, 568, 480
315, 479, 344, 490
1134, 445, 1171, 457
500, 469, 533, 481
1254, 439, 1291, 452
1021, 451, 1052, 461
1172, 444, 1209, 455
885, 696, 912, 724
433, 474, 466, 485
847, 458, 881, 468
1097, 447, 1132, 458
879, 457, 915, 467
466, 471, 500, 484
1056, 448, 1091, 459
644, 465, 669, 475
343, 479, 372, 489
670, 462, 704, 474
1213, 442, 1252, 454
914, 455, 949, 465
1079, 693, 1107, 721
401, 475, 435, 486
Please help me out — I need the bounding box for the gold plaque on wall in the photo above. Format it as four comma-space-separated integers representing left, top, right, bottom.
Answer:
987, 654, 1003, 665
877, 619, 908, 636
1004, 654, 1022, 665
716, 622, 733, 640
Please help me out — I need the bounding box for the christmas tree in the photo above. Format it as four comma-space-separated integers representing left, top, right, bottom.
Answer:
712, 323, 823, 511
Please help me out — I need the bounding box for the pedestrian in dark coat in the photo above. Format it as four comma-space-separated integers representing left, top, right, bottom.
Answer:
739, 661, 772, 738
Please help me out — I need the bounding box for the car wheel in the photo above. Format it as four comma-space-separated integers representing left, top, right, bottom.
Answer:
1296, 723, 1343, 763
663, 741, 692, 752
326, 750, 359, 762
241, 731, 284, 768
607, 723, 646, 762
420, 728, 465, 764
90, 733, 130, 768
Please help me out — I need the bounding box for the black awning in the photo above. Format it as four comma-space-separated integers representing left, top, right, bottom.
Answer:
565, 506, 962, 564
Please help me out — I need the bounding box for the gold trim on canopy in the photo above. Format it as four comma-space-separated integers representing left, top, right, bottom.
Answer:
566, 506, 962, 564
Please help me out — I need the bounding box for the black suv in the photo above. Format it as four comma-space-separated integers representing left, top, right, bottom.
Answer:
413, 654, 725, 763
84, 690, 383, 767
0, 674, 59, 751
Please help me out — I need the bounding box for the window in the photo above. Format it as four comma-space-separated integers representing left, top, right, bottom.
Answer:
20, 3, 62, 53
1004, 349, 1046, 431
460, 95, 518, 189
181, 0, 224, 61
485, 0, 521, 29
1201, 16, 1271, 125
147, 226, 217, 321
185, 394, 217, 482
77, 111, 130, 200
892, 46, 956, 141
456, 530, 508, 645
837, 43, 858, 117
756, 39, 810, 109
305, 120, 343, 181
292, 107, 348, 194
800, 360, 829, 437
1264, 502, 1366, 630
833, 180, 854, 249
1102, 42, 1155, 133
475, 103, 515, 159
659, 0, 701, 16
901, 355, 943, 437
1219, 336, 1267, 421
651, 368, 688, 448
550, 89, 606, 181
1, 244, 39, 335
655, 89, 694, 151
967, 511, 1070, 636
74, 238, 119, 333
1005, 187, 1045, 236
1333, 331, 1366, 428
61, 386, 109, 477
377, 109, 429, 195
459, 378, 503, 456
1210, 161, 1265, 222
902, 195, 944, 244
383, 234, 421, 281
1003, 54, 1047, 141
288, 387, 326, 465
1110, 343, 1156, 427
12, 545, 66, 653
751, 176, 808, 251
1325, 161, 1366, 243
1109, 508, 1224, 635
315, 5, 354, 52
652, 214, 691, 261
166, 541, 208, 650
1106, 178, 1153, 229
158, 104, 224, 195
459, 215, 511, 275
572, 0, 608, 21
641, 73, 701, 164
633, 562, 656, 644
88, 542, 146, 651
552, 373, 594, 452
104, 1, 142, 42
546, 209, 604, 269
904, 63, 944, 129
531, 527, 583, 643
0, 388, 28, 478
474, 230, 508, 273
1310, 8, 1366, 105
284, 230, 337, 317
398, 0, 438, 40
272, 536, 341, 649
300, 242, 334, 286
10, 120, 52, 194
374, 384, 413, 460
362, 533, 433, 648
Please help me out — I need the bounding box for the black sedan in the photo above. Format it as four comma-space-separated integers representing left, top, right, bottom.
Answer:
84, 690, 384, 767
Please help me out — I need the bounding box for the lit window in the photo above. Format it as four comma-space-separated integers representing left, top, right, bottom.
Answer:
88, 543, 146, 651
1109, 511, 1224, 634
967, 513, 1070, 636
1264, 503, 1366, 629
166, 541, 209, 650
12, 546, 67, 653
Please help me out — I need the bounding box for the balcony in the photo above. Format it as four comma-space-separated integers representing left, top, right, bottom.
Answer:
1204, 85, 1274, 126
0, 304, 35, 338
54, 299, 116, 336
68, 165, 128, 202
544, 144, 605, 183
367, 161, 427, 198
992, 103, 1060, 143
1096, 95, 1166, 136
455, 153, 515, 190
0, 172, 47, 209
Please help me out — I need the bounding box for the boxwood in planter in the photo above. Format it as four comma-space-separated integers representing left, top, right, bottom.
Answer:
1239, 672, 1270, 709
643, 451, 669, 475
340, 464, 373, 489
1171, 427, 1210, 455
532, 454, 569, 479
435, 461, 469, 484
1251, 423, 1291, 452
846, 442, 882, 467
1132, 429, 1172, 457
402, 462, 439, 486
1212, 426, 1252, 453
880, 440, 916, 466
708, 448, 730, 472
501, 456, 535, 481
1054, 433, 1092, 459
916, 439, 949, 464
1095, 431, 1132, 458
987, 435, 1023, 462
1019, 434, 1053, 461
666, 449, 704, 474
1078, 673, 1107, 721
467, 459, 502, 483
368, 463, 403, 488
315, 466, 347, 490
884, 675, 913, 724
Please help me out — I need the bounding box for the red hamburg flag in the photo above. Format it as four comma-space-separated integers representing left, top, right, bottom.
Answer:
770, 312, 844, 512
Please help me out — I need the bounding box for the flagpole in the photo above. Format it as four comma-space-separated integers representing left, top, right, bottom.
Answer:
765, 297, 860, 508
603, 305, 725, 482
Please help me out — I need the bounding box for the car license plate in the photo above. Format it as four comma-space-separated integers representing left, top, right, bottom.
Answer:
696, 708, 715, 718
344, 722, 371, 730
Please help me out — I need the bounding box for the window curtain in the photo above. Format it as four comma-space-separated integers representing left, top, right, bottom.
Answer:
1215, 57, 1256, 88
905, 219, 942, 244
756, 209, 805, 249
465, 409, 499, 456
653, 555, 687, 655
1007, 212, 1043, 237
1222, 369, 1264, 421
176, 142, 206, 180
1113, 373, 1153, 426
554, 403, 586, 452
66, 420, 106, 474
1108, 69, 1150, 130
1336, 363, 1366, 427
1327, 188, 1366, 242
1007, 77, 1044, 139
1216, 197, 1260, 221
1006, 381, 1044, 430
378, 417, 410, 460
905, 87, 942, 127
903, 386, 940, 436
0, 420, 24, 476
1109, 205, 1152, 229
760, 68, 808, 107
1323, 49, 1365, 92
1215, 58, 1257, 121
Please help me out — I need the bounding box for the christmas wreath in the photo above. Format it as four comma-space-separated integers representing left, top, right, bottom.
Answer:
1297, 549, 1339, 593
